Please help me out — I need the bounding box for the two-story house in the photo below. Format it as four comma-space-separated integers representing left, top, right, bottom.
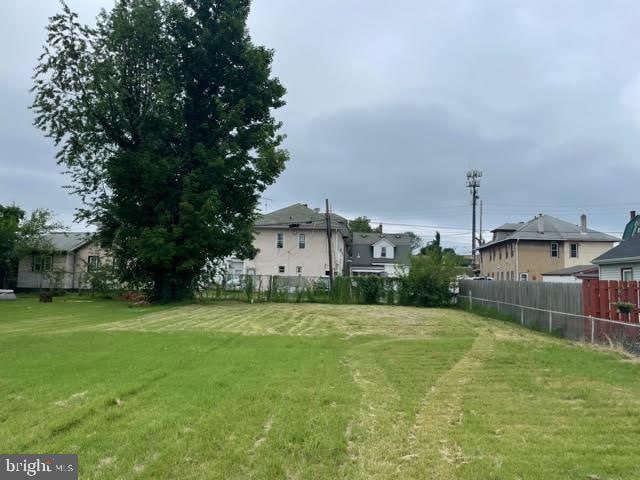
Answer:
242, 203, 350, 277
479, 214, 618, 281
349, 232, 412, 277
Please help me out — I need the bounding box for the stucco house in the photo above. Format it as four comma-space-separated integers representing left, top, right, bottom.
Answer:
239, 203, 350, 277
17, 232, 110, 290
592, 234, 640, 281
479, 214, 618, 281
349, 232, 412, 277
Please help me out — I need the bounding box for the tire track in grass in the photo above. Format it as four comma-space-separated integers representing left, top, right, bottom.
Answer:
400, 328, 496, 480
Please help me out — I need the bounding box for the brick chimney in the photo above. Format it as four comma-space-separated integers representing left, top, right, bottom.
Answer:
631, 210, 637, 221
376, 223, 383, 234
537, 214, 544, 234
580, 214, 587, 233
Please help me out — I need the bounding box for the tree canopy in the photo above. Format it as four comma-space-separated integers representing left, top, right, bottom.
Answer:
349, 216, 374, 233
32, 0, 288, 301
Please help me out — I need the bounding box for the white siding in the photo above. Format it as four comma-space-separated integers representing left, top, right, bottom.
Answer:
599, 263, 640, 281
372, 239, 395, 259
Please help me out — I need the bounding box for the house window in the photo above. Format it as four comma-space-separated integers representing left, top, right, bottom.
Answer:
520, 273, 529, 281
499, 249, 502, 260
278, 265, 285, 274
381, 246, 387, 258
298, 233, 305, 249
296, 266, 302, 275
32, 255, 53, 272
325, 270, 331, 276
87, 256, 101, 272
570, 243, 578, 258
276, 232, 284, 249
510, 243, 514, 257
622, 268, 633, 281
550, 242, 559, 258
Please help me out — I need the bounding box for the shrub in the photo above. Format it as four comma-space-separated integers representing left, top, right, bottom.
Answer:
356, 275, 382, 304
398, 250, 458, 307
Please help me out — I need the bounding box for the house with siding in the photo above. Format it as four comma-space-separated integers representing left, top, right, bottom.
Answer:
592, 234, 640, 281
479, 214, 618, 281
17, 232, 110, 290
349, 232, 412, 277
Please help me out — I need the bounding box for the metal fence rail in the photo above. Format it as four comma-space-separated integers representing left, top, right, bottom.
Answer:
461, 293, 640, 355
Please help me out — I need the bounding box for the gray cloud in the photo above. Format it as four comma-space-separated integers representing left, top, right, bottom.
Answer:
2, 1, 640, 251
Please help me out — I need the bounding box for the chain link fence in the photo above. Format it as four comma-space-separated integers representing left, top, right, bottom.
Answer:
460, 293, 640, 356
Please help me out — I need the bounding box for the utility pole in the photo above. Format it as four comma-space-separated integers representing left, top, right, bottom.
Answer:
325, 198, 334, 290
466, 170, 482, 270
479, 200, 483, 245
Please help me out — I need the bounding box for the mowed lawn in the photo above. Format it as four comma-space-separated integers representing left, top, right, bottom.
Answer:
1, 298, 640, 479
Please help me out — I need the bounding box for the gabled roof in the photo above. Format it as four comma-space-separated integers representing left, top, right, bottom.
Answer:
351, 233, 412, 266
352, 232, 413, 247
45, 232, 93, 252
255, 203, 349, 236
479, 214, 619, 250
592, 234, 640, 264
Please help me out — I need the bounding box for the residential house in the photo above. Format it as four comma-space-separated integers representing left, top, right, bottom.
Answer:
541, 265, 599, 283
479, 214, 618, 281
17, 232, 109, 290
241, 203, 350, 277
349, 232, 412, 277
592, 234, 640, 281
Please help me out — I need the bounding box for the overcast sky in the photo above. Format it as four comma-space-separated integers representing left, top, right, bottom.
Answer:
2, 1, 639, 253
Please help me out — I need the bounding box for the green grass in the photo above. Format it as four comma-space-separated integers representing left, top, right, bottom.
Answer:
1, 296, 639, 479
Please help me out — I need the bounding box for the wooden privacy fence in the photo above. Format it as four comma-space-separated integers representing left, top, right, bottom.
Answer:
460, 280, 640, 354
582, 280, 640, 347
459, 280, 584, 338
582, 279, 640, 322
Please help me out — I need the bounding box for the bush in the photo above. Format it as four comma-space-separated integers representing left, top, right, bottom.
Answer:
398, 250, 458, 307
356, 275, 382, 304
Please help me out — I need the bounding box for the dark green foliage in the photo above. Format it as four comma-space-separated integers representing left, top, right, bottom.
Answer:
348, 216, 373, 233
32, 1, 288, 302
355, 275, 382, 304
330, 276, 352, 304
398, 250, 458, 307
0, 206, 62, 289
0, 205, 24, 288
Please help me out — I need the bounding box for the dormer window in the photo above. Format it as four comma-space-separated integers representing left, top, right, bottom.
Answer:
381, 246, 387, 258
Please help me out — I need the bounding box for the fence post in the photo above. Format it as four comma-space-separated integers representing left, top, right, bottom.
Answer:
496, 300, 500, 312
590, 316, 595, 344
468, 291, 472, 311
548, 311, 553, 333
520, 306, 524, 325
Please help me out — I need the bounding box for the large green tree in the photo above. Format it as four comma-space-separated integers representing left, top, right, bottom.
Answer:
32, 0, 288, 301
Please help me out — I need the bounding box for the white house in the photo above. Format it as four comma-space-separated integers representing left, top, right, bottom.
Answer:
237, 203, 349, 278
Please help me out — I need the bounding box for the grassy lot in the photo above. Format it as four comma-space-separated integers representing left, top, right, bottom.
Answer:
1, 297, 639, 479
